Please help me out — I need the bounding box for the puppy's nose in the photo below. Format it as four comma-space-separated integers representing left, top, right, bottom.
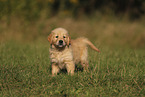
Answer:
59, 40, 63, 44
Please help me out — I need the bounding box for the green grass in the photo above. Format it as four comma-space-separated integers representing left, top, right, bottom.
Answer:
0, 41, 145, 96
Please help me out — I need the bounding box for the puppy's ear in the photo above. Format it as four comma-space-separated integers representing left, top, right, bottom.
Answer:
48, 33, 52, 44
67, 36, 71, 46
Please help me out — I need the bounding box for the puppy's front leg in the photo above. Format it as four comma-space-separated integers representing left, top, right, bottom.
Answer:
65, 61, 75, 75
52, 63, 59, 76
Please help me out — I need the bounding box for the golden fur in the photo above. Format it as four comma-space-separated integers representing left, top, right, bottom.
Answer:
48, 28, 100, 76
71, 37, 100, 70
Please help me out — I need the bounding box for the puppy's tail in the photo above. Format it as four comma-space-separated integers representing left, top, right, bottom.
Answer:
83, 38, 100, 53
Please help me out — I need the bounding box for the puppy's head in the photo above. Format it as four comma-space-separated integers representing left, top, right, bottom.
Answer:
48, 28, 71, 48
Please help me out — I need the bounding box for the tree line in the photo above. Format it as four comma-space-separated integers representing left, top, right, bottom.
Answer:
0, 0, 145, 20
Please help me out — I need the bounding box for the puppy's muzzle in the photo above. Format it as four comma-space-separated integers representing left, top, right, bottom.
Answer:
57, 40, 65, 47
59, 40, 63, 45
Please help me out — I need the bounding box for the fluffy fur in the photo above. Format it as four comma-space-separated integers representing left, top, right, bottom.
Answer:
71, 37, 100, 70
48, 28, 100, 76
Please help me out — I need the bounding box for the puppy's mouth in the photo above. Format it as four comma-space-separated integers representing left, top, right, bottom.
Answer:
58, 44, 64, 47
56, 40, 66, 48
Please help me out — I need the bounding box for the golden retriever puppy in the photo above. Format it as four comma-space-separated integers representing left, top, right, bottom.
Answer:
48, 28, 75, 76
48, 28, 100, 75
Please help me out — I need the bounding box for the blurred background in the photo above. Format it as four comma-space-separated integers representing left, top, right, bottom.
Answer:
0, 0, 145, 48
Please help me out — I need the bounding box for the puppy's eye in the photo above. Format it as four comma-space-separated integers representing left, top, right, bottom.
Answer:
56, 36, 58, 38
63, 36, 66, 38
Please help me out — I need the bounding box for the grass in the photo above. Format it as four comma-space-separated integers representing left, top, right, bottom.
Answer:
0, 41, 145, 96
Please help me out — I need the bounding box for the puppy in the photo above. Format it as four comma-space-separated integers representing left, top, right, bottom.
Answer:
48, 28, 100, 75
48, 28, 75, 76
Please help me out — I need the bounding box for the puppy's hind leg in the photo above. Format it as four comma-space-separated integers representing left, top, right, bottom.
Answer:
80, 48, 89, 72
81, 61, 89, 72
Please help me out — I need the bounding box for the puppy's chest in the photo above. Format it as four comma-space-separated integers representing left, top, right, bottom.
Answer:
49, 48, 73, 64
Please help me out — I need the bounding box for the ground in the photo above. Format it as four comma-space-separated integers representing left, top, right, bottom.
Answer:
0, 41, 144, 96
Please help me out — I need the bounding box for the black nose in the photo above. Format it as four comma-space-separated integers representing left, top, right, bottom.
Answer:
59, 40, 63, 44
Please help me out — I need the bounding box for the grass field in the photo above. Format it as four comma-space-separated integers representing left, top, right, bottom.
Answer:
0, 41, 145, 96
0, 17, 145, 96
